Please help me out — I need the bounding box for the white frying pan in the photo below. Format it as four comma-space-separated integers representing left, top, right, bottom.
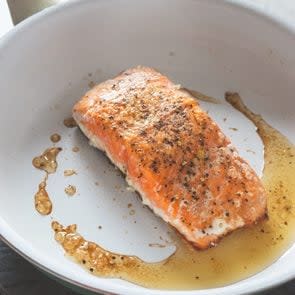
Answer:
0, 1, 294, 294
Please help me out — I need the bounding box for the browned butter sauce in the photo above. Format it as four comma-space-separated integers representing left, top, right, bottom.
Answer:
32, 147, 62, 215
181, 88, 220, 104
64, 169, 77, 177
65, 185, 77, 196
52, 93, 295, 290
50, 133, 61, 143
32, 147, 62, 174
64, 117, 77, 128
35, 175, 52, 215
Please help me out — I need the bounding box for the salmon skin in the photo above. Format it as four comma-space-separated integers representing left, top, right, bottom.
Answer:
73, 66, 267, 249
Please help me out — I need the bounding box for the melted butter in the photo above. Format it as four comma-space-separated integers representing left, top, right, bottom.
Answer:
181, 88, 220, 104
35, 175, 52, 215
52, 221, 158, 278
33, 147, 62, 215
50, 133, 61, 143
148, 243, 167, 248
72, 146, 80, 153
64, 169, 77, 177
52, 93, 295, 289
64, 117, 77, 128
32, 147, 62, 174
88, 81, 95, 88
65, 185, 77, 196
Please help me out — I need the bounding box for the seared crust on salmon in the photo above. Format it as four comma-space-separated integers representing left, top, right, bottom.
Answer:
73, 66, 267, 249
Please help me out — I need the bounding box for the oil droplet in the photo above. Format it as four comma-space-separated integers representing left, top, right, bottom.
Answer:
65, 185, 76, 196
35, 176, 52, 215
229, 127, 238, 131
63, 117, 77, 128
32, 147, 62, 174
50, 133, 61, 143
64, 169, 77, 177
88, 81, 95, 88
148, 243, 166, 248
72, 146, 80, 153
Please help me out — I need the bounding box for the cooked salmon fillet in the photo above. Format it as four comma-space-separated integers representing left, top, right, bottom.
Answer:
73, 66, 267, 249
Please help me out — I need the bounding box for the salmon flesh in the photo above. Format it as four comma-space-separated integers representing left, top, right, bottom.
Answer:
73, 66, 267, 249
